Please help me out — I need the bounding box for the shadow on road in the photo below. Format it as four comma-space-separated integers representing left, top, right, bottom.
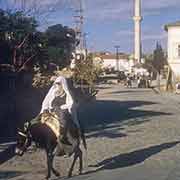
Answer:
0, 144, 16, 165
0, 170, 25, 179
87, 141, 180, 174
80, 100, 171, 138
108, 89, 152, 94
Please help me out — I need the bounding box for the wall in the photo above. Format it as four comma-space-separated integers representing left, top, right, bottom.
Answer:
94, 57, 131, 72
168, 26, 180, 78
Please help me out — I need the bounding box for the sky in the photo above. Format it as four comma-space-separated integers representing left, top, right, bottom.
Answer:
1, 0, 180, 54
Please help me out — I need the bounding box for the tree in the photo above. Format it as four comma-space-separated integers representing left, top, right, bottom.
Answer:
0, 0, 64, 26
0, 10, 67, 72
152, 42, 167, 74
45, 24, 76, 69
152, 43, 167, 90
0, 8, 78, 90
0, 9, 39, 71
73, 53, 101, 98
144, 43, 167, 78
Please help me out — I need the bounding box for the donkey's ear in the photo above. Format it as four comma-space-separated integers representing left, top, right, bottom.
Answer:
24, 122, 29, 131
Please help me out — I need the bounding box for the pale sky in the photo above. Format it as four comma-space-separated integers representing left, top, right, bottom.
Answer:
1, 0, 180, 54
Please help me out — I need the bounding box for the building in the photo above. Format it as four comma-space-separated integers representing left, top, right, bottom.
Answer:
165, 21, 180, 81
93, 52, 134, 73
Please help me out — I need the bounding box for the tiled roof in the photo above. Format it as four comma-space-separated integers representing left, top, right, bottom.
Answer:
94, 53, 129, 60
165, 21, 180, 31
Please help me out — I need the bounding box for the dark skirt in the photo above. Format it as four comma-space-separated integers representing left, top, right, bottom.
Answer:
56, 109, 71, 127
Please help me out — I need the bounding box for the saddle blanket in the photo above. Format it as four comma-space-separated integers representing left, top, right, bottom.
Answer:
40, 112, 60, 138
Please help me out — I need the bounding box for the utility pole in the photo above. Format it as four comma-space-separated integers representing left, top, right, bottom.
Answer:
74, 0, 84, 51
73, 0, 86, 90
114, 45, 120, 72
83, 32, 88, 57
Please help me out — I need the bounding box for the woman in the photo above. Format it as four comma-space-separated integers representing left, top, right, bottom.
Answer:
33, 75, 80, 146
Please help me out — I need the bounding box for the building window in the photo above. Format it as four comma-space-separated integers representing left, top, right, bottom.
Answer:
178, 44, 180, 58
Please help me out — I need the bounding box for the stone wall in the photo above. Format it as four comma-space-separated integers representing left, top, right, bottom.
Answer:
0, 71, 48, 142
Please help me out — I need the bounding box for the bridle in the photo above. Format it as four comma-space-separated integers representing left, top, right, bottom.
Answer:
18, 131, 28, 138
17, 124, 32, 151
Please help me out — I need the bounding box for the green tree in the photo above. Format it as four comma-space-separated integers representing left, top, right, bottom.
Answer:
0, 9, 38, 70
73, 53, 101, 97
45, 24, 76, 69
152, 42, 167, 74
144, 43, 167, 78
144, 42, 167, 90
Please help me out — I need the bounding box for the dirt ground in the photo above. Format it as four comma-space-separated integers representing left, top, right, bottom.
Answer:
1, 84, 180, 180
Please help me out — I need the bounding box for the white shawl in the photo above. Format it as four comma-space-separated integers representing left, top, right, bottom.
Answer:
40, 76, 79, 128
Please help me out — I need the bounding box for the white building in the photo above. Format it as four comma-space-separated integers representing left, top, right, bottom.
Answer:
165, 21, 180, 80
93, 52, 134, 73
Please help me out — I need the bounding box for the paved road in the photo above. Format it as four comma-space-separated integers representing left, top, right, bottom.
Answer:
71, 84, 180, 180
1, 84, 180, 180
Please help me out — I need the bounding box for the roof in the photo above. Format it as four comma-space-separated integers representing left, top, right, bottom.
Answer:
94, 53, 129, 60
164, 21, 180, 31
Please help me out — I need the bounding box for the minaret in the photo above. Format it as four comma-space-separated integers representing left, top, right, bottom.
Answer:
133, 0, 142, 63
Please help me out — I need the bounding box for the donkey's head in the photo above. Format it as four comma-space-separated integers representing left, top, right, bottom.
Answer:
15, 122, 32, 156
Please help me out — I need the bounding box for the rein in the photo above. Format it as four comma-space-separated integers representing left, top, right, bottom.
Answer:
17, 123, 32, 150
18, 131, 27, 137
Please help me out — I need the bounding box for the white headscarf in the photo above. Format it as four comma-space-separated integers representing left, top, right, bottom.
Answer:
40, 76, 74, 113
40, 76, 80, 128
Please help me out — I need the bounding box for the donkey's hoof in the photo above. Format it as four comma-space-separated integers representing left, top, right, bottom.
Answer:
46, 175, 50, 180
54, 171, 60, 177
68, 173, 72, 178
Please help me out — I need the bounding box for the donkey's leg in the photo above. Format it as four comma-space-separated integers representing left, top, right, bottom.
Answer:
52, 167, 60, 177
46, 151, 53, 180
51, 154, 60, 177
46, 147, 60, 178
68, 151, 79, 177
78, 148, 83, 175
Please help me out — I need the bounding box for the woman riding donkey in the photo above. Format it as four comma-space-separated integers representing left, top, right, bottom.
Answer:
16, 74, 87, 179
31, 74, 82, 147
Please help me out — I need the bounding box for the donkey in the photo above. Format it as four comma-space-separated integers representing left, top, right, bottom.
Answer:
15, 77, 90, 179
15, 113, 86, 179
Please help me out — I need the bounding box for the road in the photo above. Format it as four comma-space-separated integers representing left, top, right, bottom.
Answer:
1, 84, 180, 180
70, 84, 180, 180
